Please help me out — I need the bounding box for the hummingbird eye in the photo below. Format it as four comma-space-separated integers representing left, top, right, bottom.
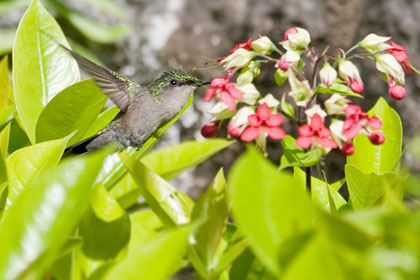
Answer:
170, 79, 177, 86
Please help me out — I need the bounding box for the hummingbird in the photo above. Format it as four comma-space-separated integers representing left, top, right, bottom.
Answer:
63, 47, 206, 153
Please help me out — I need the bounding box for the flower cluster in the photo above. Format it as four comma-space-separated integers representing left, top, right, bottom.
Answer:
201, 28, 417, 158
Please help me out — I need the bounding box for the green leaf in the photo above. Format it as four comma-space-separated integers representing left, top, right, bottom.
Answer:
102, 95, 194, 190
7, 118, 30, 154
67, 12, 131, 44
0, 105, 15, 127
0, 55, 9, 108
280, 135, 322, 169
104, 211, 191, 280
345, 164, 402, 209
90, 183, 124, 222
142, 139, 232, 180
0, 149, 107, 279
83, 106, 119, 140
293, 167, 347, 210
79, 207, 130, 260
120, 152, 194, 226
13, 0, 80, 143
347, 97, 402, 174
0, 150, 7, 187
315, 82, 363, 98
229, 147, 312, 276
190, 169, 229, 277
281, 94, 295, 118
0, 122, 10, 157
35, 79, 107, 145
5, 136, 69, 206
275, 69, 288, 86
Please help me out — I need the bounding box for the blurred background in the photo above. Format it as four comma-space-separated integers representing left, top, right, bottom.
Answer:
1, 0, 419, 197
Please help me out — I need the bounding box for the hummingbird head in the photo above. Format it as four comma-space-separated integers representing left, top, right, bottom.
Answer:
149, 70, 205, 101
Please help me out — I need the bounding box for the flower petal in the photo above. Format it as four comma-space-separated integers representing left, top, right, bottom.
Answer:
219, 91, 236, 110
248, 114, 262, 127
344, 104, 361, 117
343, 122, 363, 139
368, 117, 383, 130
256, 103, 271, 121
266, 114, 283, 127
204, 89, 216, 102
266, 127, 286, 139
298, 124, 313, 136
226, 83, 243, 99
296, 136, 314, 149
240, 127, 261, 141
317, 137, 338, 148
210, 77, 227, 88
318, 126, 331, 137
310, 113, 324, 131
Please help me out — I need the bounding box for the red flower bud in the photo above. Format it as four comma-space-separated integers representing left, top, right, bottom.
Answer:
369, 132, 385, 145
350, 80, 364, 93
201, 122, 219, 138
275, 58, 291, 70
388, 84, 405, 100
341, 143, 355, 155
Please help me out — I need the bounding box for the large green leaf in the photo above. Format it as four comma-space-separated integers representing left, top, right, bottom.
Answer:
345, 164, 402, 209
90, 183, 124, 222
6, 136, 69, 206
120, 152, 194, 226
142, 139, 232, 180
293, 167, 347, 211
228, 147, 312, 276
13, 0, 80, 143
35, 79, 107, 145
82, 105, 119, 140
104, 212, 191, 280
0, 55, 9, 108
0, 122, 10, 157
280, 135, 322, 169
0, 149, 107, 279
190, 169, 229, 278
0, 105, 15, 127
347, 98, 402, 174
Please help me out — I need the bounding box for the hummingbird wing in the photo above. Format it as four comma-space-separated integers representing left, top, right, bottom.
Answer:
61, 46, 137, 112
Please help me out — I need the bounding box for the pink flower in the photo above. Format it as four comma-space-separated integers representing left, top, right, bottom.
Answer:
387, 40, 413, 73
217, 39, 253, 62
349, 79, 364, 94
343, 105, 382, 139
201, 122, 219, 138
341, 143, 355, 155
275, 58, 291, 70
284, 27, 299, 40
388, 76, 405, 100
296, 113, 338, 149
240, 103, 286, 141
204, 72, 243, 110
369, 132, 385, 145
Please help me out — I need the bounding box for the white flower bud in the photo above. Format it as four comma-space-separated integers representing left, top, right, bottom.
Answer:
338, 60, 362, 83
234, 83, 260, 105
319, 62, 337, 87
358, 33, 391, 53
251, 36, 275, 55
229, 106, 255, 130
288, 69, 314, 107
220, 48, 254, 70
258, 93, 280, 111
209, 102, 236, 120
324, 94, 349, 115
305, 105, 327, 123
375, 53, 405, 85
285, 27, 311, 50
330, 120, 347, 142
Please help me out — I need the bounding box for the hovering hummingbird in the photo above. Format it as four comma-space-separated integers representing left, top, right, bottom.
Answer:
64, 47, 206, 153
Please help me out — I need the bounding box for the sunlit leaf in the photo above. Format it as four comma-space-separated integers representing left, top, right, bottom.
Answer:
0, 55, 9, 108
0, 122, 10, 157
315, 82, 363, 98
83, 105, 119, 140
348, 97, 402, 174
13, 0, 80, 143
35, 79, 107, 146
0, 105, 14, 127
6, 136, 69, 206
280, 136, 322, 169
0, 149, 107, 279
120, 152, 193, 226
90, 183, 124, 222
229, 147, 312, 276
142, 139, 232, 180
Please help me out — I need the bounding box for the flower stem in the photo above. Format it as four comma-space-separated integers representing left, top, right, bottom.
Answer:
306, 166, 312, 192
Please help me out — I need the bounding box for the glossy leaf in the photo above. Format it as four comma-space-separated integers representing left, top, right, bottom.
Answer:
0, 149, 107, 279
105, 212, 191, 280
0, 150, 6, 187
6, 136, 69, 206
294, 167, 347, 210
348, 97, 402, 174
102, 95, 193, 190
0, 105, 14, 127
0, 122, 10, 157
13, 0, 80, 143
35, 79, 107, 145
142, 139, 232, 180
7, 118, 30, 154
280, 135, 322, 169
90, 183, 124, 222
83, 105, 119, 140
229, 147, 312, 276
0, 55, 9, 108
190, 169, 229, 277
120, 152, 194, 226
315, 82, 363, 98
345, 164, 402, 209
